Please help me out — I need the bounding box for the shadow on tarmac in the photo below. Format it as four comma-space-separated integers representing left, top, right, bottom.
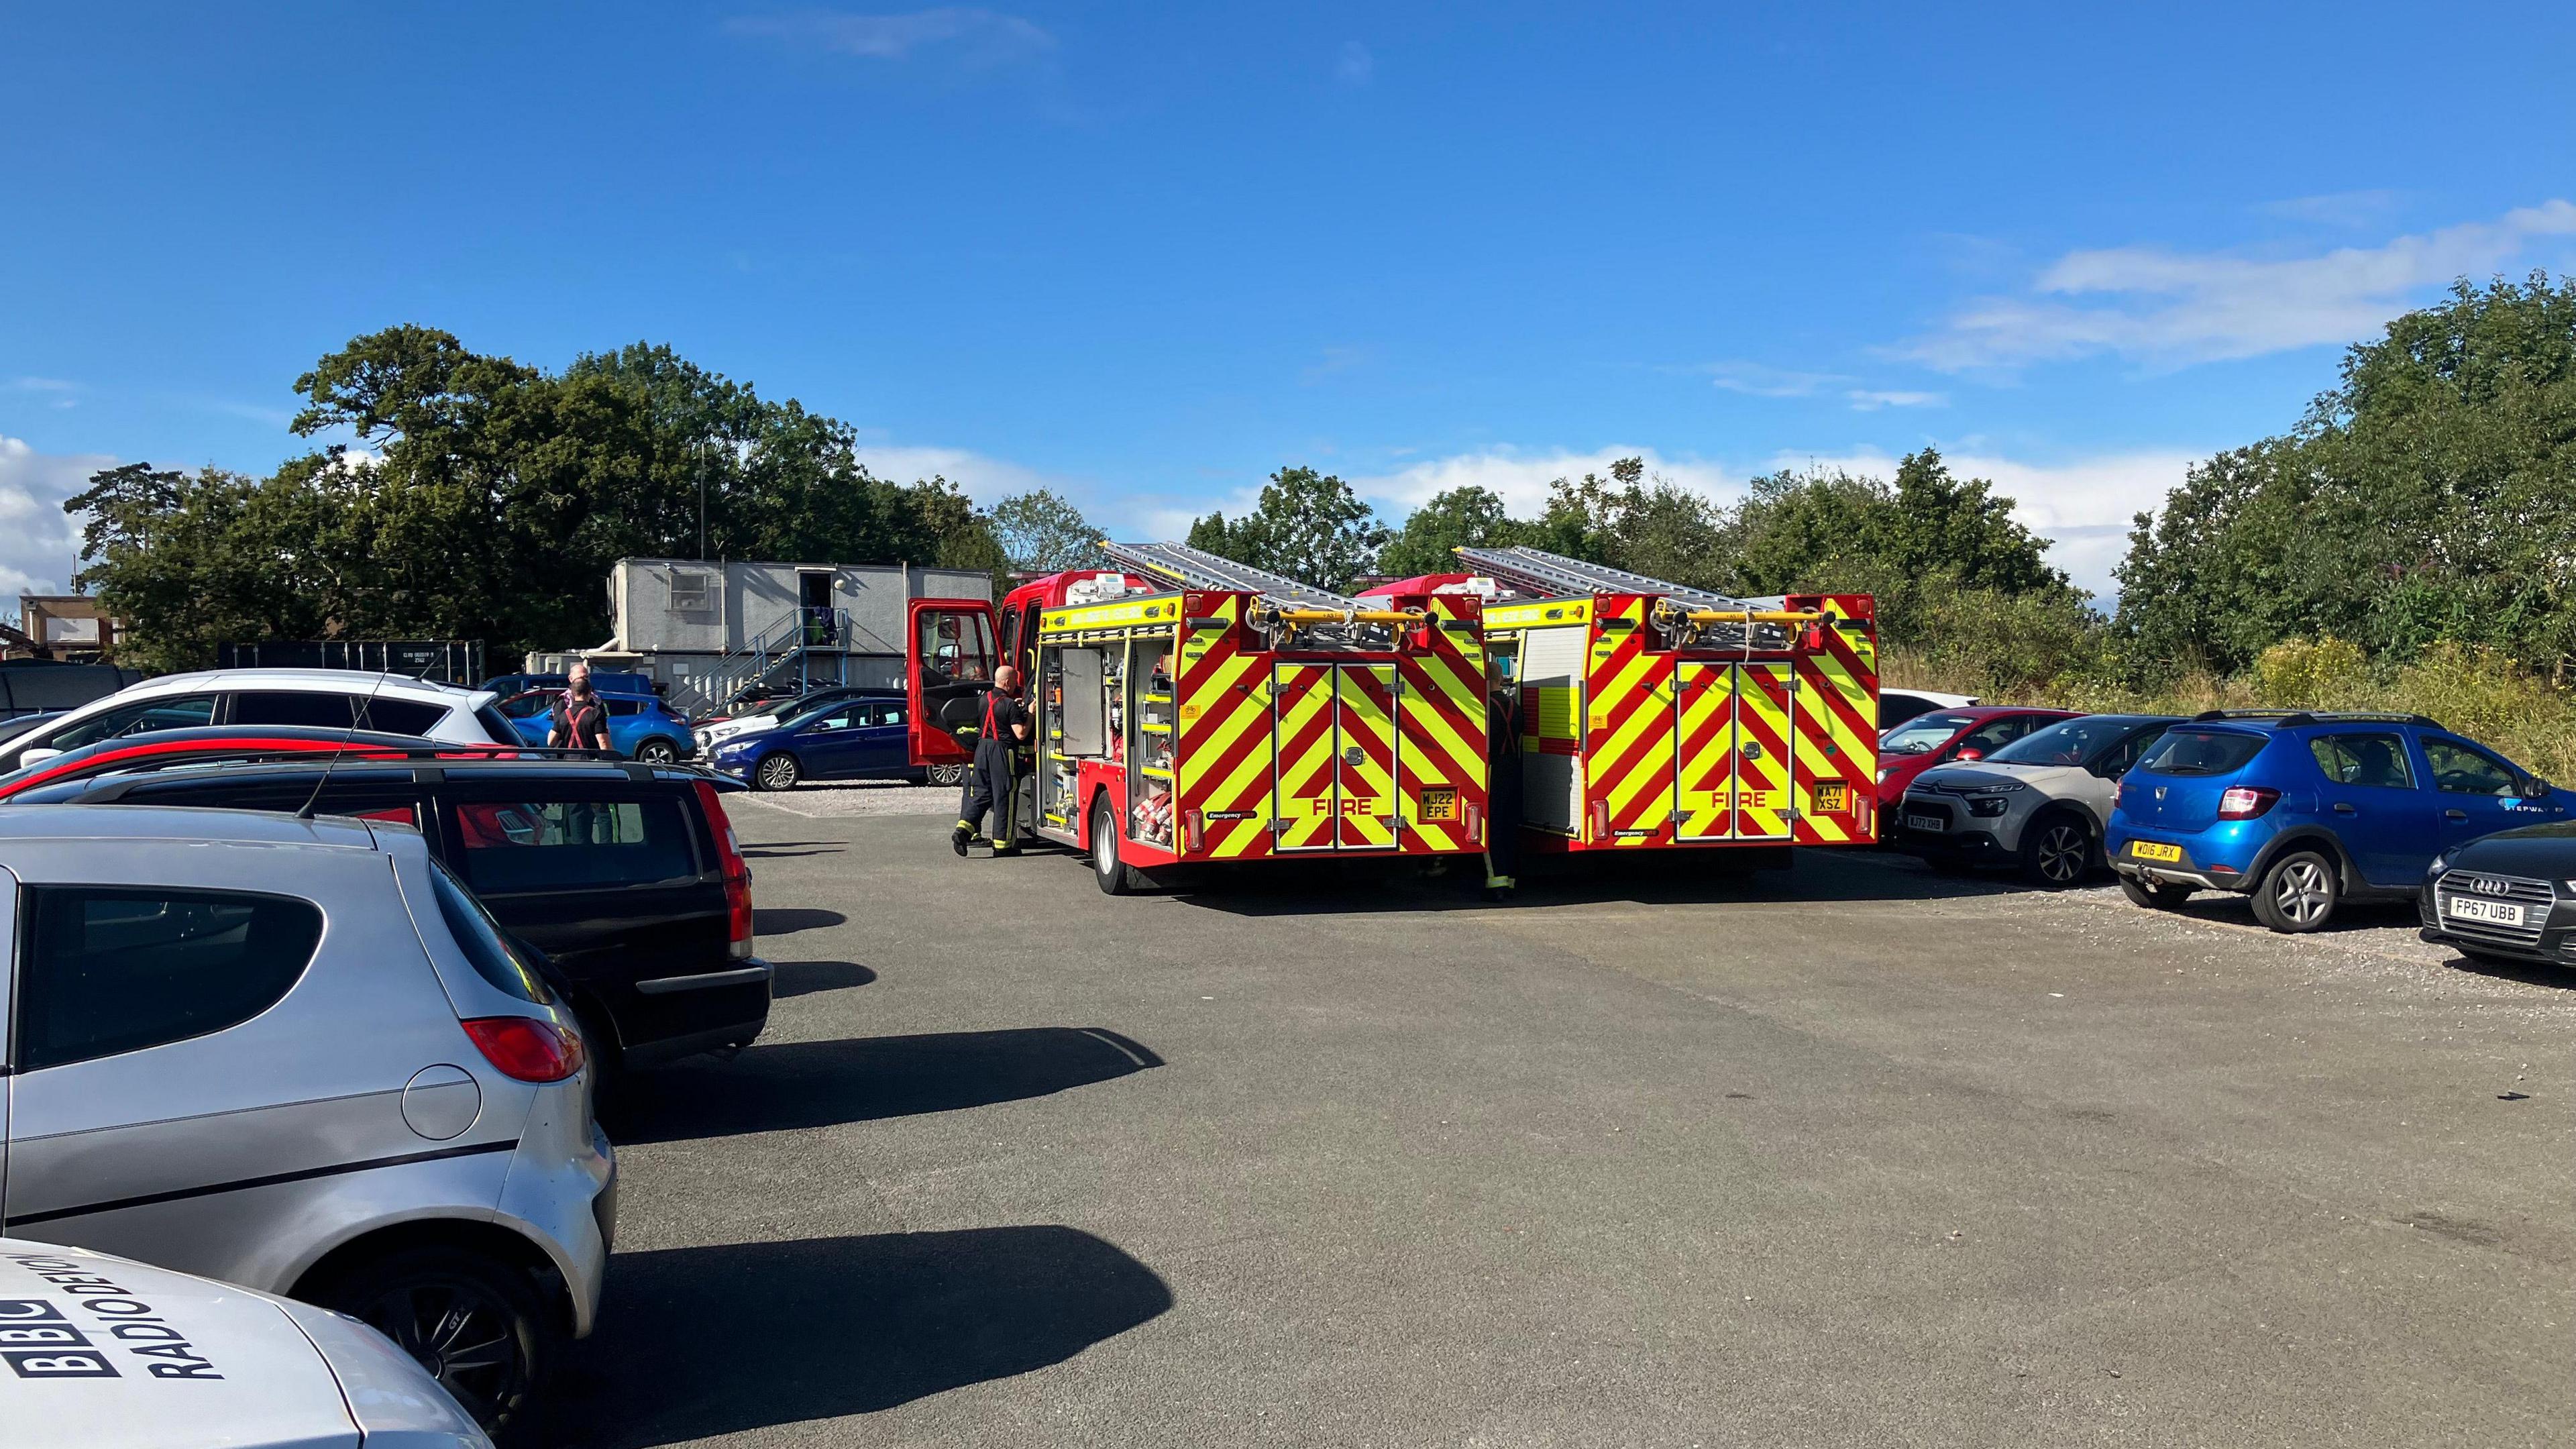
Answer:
754, 906, 849, 935
605, 1026, 1165, 1142
768, 959, 879, 999
740, 841, 845, 859
546, 1226, 1172, 1446
1166, 847, 2027, 918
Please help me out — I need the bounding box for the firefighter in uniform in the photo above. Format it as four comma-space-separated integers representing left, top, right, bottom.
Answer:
953, 664, 1032, 856
1482, 676, 1523, 902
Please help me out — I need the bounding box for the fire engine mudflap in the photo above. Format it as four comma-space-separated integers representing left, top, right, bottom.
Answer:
906, 542, 1489, 894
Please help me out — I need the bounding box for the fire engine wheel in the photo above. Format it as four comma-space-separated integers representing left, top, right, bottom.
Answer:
1091, 794, 1139, 896
929, 763, 968, 788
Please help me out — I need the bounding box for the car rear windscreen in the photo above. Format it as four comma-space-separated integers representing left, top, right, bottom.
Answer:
1990, 717, 2137, 767
2135, 728, 2267, 777
450, 796, 698, 892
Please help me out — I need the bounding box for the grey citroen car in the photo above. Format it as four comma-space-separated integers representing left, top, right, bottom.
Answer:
1894, 714, 2182, 885
0, 806, 612, 1434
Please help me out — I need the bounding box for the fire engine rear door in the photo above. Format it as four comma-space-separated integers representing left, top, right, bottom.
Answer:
1334, 664, 1399, 849
1729, 662, 1794, 840
1673, 661, 1731, 842
1271, 663, 1337, 852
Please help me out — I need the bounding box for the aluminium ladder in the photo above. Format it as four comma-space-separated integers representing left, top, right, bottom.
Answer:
1099, 540, 1366, 610
1450, 545, 1754, 611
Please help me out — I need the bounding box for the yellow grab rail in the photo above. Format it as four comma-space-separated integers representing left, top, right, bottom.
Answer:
1263, 606, 1429, 627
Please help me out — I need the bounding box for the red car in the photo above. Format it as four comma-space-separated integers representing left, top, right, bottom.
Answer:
0, 725, 518, 801
1876, 706, 2080, 812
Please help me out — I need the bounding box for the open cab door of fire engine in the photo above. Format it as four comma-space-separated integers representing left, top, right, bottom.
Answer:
905, 597, 999, 769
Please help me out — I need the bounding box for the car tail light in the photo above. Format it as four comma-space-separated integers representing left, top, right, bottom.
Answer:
2216, 786, 2279, 819
462, 1016, 586, 1083
695, 781, 757, 961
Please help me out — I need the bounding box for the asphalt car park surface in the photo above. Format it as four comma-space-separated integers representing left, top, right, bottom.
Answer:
544, 798, 2575, 1448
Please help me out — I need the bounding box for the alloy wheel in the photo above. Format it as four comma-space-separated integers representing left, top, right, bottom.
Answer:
636, 739, 678, 764
363, 1281, 525, 1428
2035, 823, 2088, 883
2275, 857, 2332, 926
757, 755, 799, 790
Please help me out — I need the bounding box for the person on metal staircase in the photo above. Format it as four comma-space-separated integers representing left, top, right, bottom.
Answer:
953, 664, 1032, 856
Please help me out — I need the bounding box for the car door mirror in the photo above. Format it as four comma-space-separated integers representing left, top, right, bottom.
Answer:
19, 746, 60, 765
1954, 747, 1984, 762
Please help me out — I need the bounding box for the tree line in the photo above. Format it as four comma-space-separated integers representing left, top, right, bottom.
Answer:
70, 326, 1107, 671
75, 273, 2576, 695
1187, 273, 2576, 698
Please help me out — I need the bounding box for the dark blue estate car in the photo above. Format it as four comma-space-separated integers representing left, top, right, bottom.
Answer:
2106, 710, 2576, 932
705, 690, 924, 791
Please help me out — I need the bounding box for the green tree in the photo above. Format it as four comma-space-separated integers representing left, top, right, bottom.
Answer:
988, 488, 1105, 574
72, 324, 1001, 665
2118, 273, 2576, 677
1375, 484, 1527, 577
1190, 466, 1389, 590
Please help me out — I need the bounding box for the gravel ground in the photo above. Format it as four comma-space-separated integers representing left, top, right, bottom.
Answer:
732, 782, 961, 818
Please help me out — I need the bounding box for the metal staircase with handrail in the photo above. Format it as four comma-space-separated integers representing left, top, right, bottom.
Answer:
673, 606, 854, 714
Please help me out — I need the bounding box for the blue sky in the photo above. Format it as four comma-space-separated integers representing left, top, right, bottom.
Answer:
5, 1, 2574, 604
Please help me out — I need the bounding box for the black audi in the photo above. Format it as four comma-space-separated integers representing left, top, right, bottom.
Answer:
2419, 822, 2576, 968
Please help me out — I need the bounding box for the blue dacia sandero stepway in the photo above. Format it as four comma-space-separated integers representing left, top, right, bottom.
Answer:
2105, 711, 2576, 933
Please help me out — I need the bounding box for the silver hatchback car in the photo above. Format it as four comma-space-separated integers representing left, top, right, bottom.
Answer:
0, 806, 612, 1434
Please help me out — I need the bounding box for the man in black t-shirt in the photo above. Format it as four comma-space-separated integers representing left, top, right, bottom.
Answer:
953, 665, 1032, 856
548, 664, 612, 753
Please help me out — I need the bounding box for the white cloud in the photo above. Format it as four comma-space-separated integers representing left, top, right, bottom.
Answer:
1334, 40, 1374, 85
1703, 361, 1847, 398
7, 378, 79, 411
1776, 447, 2197, 599
0, 437, 111, 599
1845, 390, 1944, 411
725, 7, 1053, 63
853, 443, 1055, 504
1904, 199, 2576, 370
1352, 446, 1738, 520
2259, 189, 2401, 229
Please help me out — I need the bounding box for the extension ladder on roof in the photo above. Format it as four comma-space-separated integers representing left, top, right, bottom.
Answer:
1099, 541, 1365, 611
1451, 544, 1753, 611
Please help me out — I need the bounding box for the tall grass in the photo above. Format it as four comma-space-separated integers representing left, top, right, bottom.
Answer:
1889, 637, 2576, 785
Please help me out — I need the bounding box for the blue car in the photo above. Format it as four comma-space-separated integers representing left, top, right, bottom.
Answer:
481, 670, 660, 698
497, 687, 697, 762
2107, 710, 2576, 932
706, 691, 922, 791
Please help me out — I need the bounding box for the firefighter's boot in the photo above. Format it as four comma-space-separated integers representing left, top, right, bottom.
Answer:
951, 820, 975, 857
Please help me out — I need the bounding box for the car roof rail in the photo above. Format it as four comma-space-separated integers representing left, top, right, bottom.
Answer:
2187, 708, 2445, 729
2190, 709, 2309, 724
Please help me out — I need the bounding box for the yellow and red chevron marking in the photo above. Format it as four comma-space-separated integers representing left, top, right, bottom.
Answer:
1731, 663, 1794, 839
1270, 661, 1338, 852
1395, 599, 1489, 853
1673, 661, 1731, 841
1174, 595, 1276, 861
1335, 665, 1399, 849
1788, 596, 1878, 846
1583, 595, 1676, 847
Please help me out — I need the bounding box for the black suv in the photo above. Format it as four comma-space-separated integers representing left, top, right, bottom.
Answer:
17, 757, 769, 1070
